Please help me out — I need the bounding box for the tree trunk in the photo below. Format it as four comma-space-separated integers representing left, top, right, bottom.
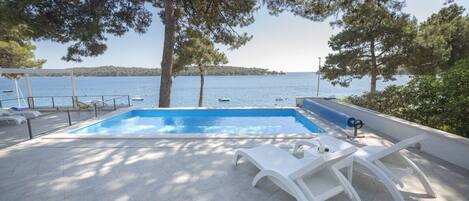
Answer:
198, 65, 204, 107
370, 38, 377, 93
158, 0, 177, 107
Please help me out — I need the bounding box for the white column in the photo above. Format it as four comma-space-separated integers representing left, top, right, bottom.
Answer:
70, 71, 77, 108
316, 57, 321, 97
24, 74, 33, 97
24, 74, 34, 108
70, 72, 77, 97
14, 79, 21, 107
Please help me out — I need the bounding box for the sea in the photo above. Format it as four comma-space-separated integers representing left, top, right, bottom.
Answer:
0, 73, 411, 108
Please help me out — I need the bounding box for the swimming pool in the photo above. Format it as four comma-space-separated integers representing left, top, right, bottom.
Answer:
69, 109, 324, 136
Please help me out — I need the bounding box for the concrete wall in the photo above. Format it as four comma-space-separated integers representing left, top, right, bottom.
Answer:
297, 97, 469, 170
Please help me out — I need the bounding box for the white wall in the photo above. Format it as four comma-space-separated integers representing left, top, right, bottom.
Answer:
297, 97, 469, 170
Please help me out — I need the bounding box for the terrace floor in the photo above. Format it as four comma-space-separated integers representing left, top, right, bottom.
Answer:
0, 110, 110, 148
0, 128, 468, 201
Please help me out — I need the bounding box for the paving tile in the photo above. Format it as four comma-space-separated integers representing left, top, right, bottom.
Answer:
0, 134, 468, 201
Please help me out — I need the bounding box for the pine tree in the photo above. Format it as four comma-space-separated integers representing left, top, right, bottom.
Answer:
156, 0, 256, 107
321, 0, 416, 93
405, 3, 469, 75
173, 29, 228, 107
0, 24, 45, 79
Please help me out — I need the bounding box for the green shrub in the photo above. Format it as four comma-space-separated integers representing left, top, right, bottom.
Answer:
348, 59, 469, 137
439, 60, 469, 135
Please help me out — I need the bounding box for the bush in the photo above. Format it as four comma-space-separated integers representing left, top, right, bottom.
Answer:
347, 60, 469, 137
439, 60, 469, 135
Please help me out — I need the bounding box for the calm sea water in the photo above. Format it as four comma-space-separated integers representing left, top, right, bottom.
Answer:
0, 73, 410, 107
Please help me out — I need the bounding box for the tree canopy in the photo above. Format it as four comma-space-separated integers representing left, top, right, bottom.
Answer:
0, 24, 45, 79
405, 4, 469, 75
0, 0, 259, 107
6, 0, 464, 106
156, 0, 258, 107
173, 29, 228, 107
320, 0, 415, 93
173, 30, 228, 73
0, 0, 152, 62
264, 0, 342, 21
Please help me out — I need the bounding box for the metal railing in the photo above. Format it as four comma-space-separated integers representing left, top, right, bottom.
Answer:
0, 95, 132, 148
23, 109, 110, 140
0, 95, 131, 110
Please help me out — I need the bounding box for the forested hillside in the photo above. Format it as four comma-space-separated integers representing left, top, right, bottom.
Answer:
36, 66, 285, 76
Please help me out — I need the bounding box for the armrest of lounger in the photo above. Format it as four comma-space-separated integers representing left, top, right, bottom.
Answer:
367, 134, 426, 162
294, 140, 320, 153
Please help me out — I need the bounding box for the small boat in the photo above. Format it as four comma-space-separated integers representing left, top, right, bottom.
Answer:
218, 97, 230, 102
132, 97, 144, 101
2, 90, 13, 93
275, 98, 284, 101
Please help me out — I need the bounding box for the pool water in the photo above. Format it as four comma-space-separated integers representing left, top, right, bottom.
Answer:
70, 109, 324, 136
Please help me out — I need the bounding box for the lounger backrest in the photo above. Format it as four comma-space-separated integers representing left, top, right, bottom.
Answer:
76, 101, 91, 108
289, 146, 357, 180
367, 134, 426, 162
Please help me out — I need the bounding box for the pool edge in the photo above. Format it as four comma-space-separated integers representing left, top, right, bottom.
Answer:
43, 106, 350, 139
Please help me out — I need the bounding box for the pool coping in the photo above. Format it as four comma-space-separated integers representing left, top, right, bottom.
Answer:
42, 106, 351, 139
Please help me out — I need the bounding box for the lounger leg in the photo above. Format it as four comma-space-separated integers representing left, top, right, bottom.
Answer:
356, 159, 405, 201
252, 171, 265, 187
375, 160, 404, 187
347, 164, 353, 183
255, 170, 310, 201
233, 151, 242, 166
402, 156, 436, 197
332, 167, 362, 201
334, 156, 354, 182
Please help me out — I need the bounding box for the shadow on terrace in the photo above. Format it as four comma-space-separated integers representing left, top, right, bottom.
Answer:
0, 135, 468, 201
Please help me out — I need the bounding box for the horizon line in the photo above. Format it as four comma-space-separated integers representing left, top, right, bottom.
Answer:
39, 65, 319, 73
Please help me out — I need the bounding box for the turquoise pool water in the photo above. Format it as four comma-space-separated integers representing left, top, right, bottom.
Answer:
70, 109, 323, 136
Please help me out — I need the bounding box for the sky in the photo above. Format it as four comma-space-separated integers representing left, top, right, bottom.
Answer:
34, 0, 469, 72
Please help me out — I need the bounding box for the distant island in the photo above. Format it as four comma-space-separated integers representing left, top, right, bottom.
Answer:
37, 66, 286, 76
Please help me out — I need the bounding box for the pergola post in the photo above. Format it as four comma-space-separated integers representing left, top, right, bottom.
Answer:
14, 79, 21, 107
24, 74, 34, 108
70, 71, 78, 108
0, 68, 77, 109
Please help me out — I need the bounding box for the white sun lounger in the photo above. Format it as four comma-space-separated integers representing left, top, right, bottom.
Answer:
0, 115, 26, 125
296, 135, 435, 201
7, 109, 41, 119
234, 144, 361, 201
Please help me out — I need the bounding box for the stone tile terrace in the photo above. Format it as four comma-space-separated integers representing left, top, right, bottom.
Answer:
0, 129, 468, 201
